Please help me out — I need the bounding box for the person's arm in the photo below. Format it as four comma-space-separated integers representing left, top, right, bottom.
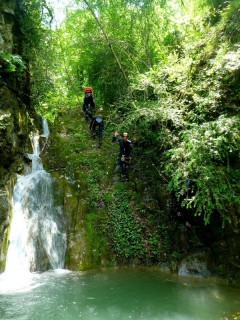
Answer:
112, 130, 120, 143
132, 134, 137, 143
90, 118, 95, 130
128, 135, 137, 156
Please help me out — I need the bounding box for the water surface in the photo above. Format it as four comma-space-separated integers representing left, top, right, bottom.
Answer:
0, 268, 239, 320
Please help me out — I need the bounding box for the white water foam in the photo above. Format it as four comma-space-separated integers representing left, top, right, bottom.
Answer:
1, 118, 66, 293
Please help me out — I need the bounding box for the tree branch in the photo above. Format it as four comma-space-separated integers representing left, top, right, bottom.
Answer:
82, 0, 129, 86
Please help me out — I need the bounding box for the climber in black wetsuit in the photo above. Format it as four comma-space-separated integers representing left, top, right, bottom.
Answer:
112, 131, 137, 180
82, 88, 95, 120
89, 115, 104, 147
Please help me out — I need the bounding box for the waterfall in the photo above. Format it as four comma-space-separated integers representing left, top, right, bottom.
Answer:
4, 118, 66, 275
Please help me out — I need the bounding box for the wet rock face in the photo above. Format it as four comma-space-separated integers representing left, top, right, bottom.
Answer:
0, 1, 17, 272
0, 0, 16, 52
178, 252, 211, 277
1, 84, 37, 167
0, 87, 20, 168
0, 1, 22, 168
0, 190, 10, 270
0, 0, 35, 174
0, 0, 39, 272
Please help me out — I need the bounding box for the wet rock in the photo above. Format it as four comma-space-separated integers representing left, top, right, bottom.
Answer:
178, 252, 211, 277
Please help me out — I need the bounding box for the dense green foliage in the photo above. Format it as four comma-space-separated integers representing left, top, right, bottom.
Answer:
30, 0, 240, 227
0, 51, 26, 74
13, 0, 57, 110
107, 184, 146, 261
123, 0, 240, 226
18, 0, 240, 273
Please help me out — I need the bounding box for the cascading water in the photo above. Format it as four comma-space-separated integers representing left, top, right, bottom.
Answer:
3, 118, 66, 281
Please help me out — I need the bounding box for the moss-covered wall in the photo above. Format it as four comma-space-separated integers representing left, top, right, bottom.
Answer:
0, 0, 41, 272
41, 110, 114, 270
0, 0, 15, 52
40, 106, 240, 284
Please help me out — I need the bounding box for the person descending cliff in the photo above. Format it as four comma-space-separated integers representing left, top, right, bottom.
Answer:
89, 112, 104, 147
112, 131, 137, 181
82, 87, 95, 120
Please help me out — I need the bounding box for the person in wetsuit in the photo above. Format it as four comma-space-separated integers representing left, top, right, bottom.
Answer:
112, 131, 137, 180
89, 115, 104, 147
83, 88, 95, 120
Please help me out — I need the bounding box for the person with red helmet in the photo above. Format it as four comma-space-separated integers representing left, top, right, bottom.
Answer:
82, 87, 95, 120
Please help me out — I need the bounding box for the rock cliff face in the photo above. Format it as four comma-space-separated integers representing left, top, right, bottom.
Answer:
0, 0, 40, 271
0, 0, 15, 52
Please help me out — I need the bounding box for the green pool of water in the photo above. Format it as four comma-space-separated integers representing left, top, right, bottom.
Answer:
0, 267, 239, 320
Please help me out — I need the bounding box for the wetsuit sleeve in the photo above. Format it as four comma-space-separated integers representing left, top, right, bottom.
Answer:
127, 141, 132, 157
90, 119, 94, 130
112, 135, 117, 143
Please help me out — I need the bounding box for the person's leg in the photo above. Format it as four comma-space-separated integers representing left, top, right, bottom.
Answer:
99, 126, 103, 146
83, 103, 86, 117
90, 102, 95, 118
123, 162, 127, 175
91, 123, 96, 138
120, 160, 124, 175
84, 104, 89, 120
124, 162, 129, 181
87, 105, 93, 120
